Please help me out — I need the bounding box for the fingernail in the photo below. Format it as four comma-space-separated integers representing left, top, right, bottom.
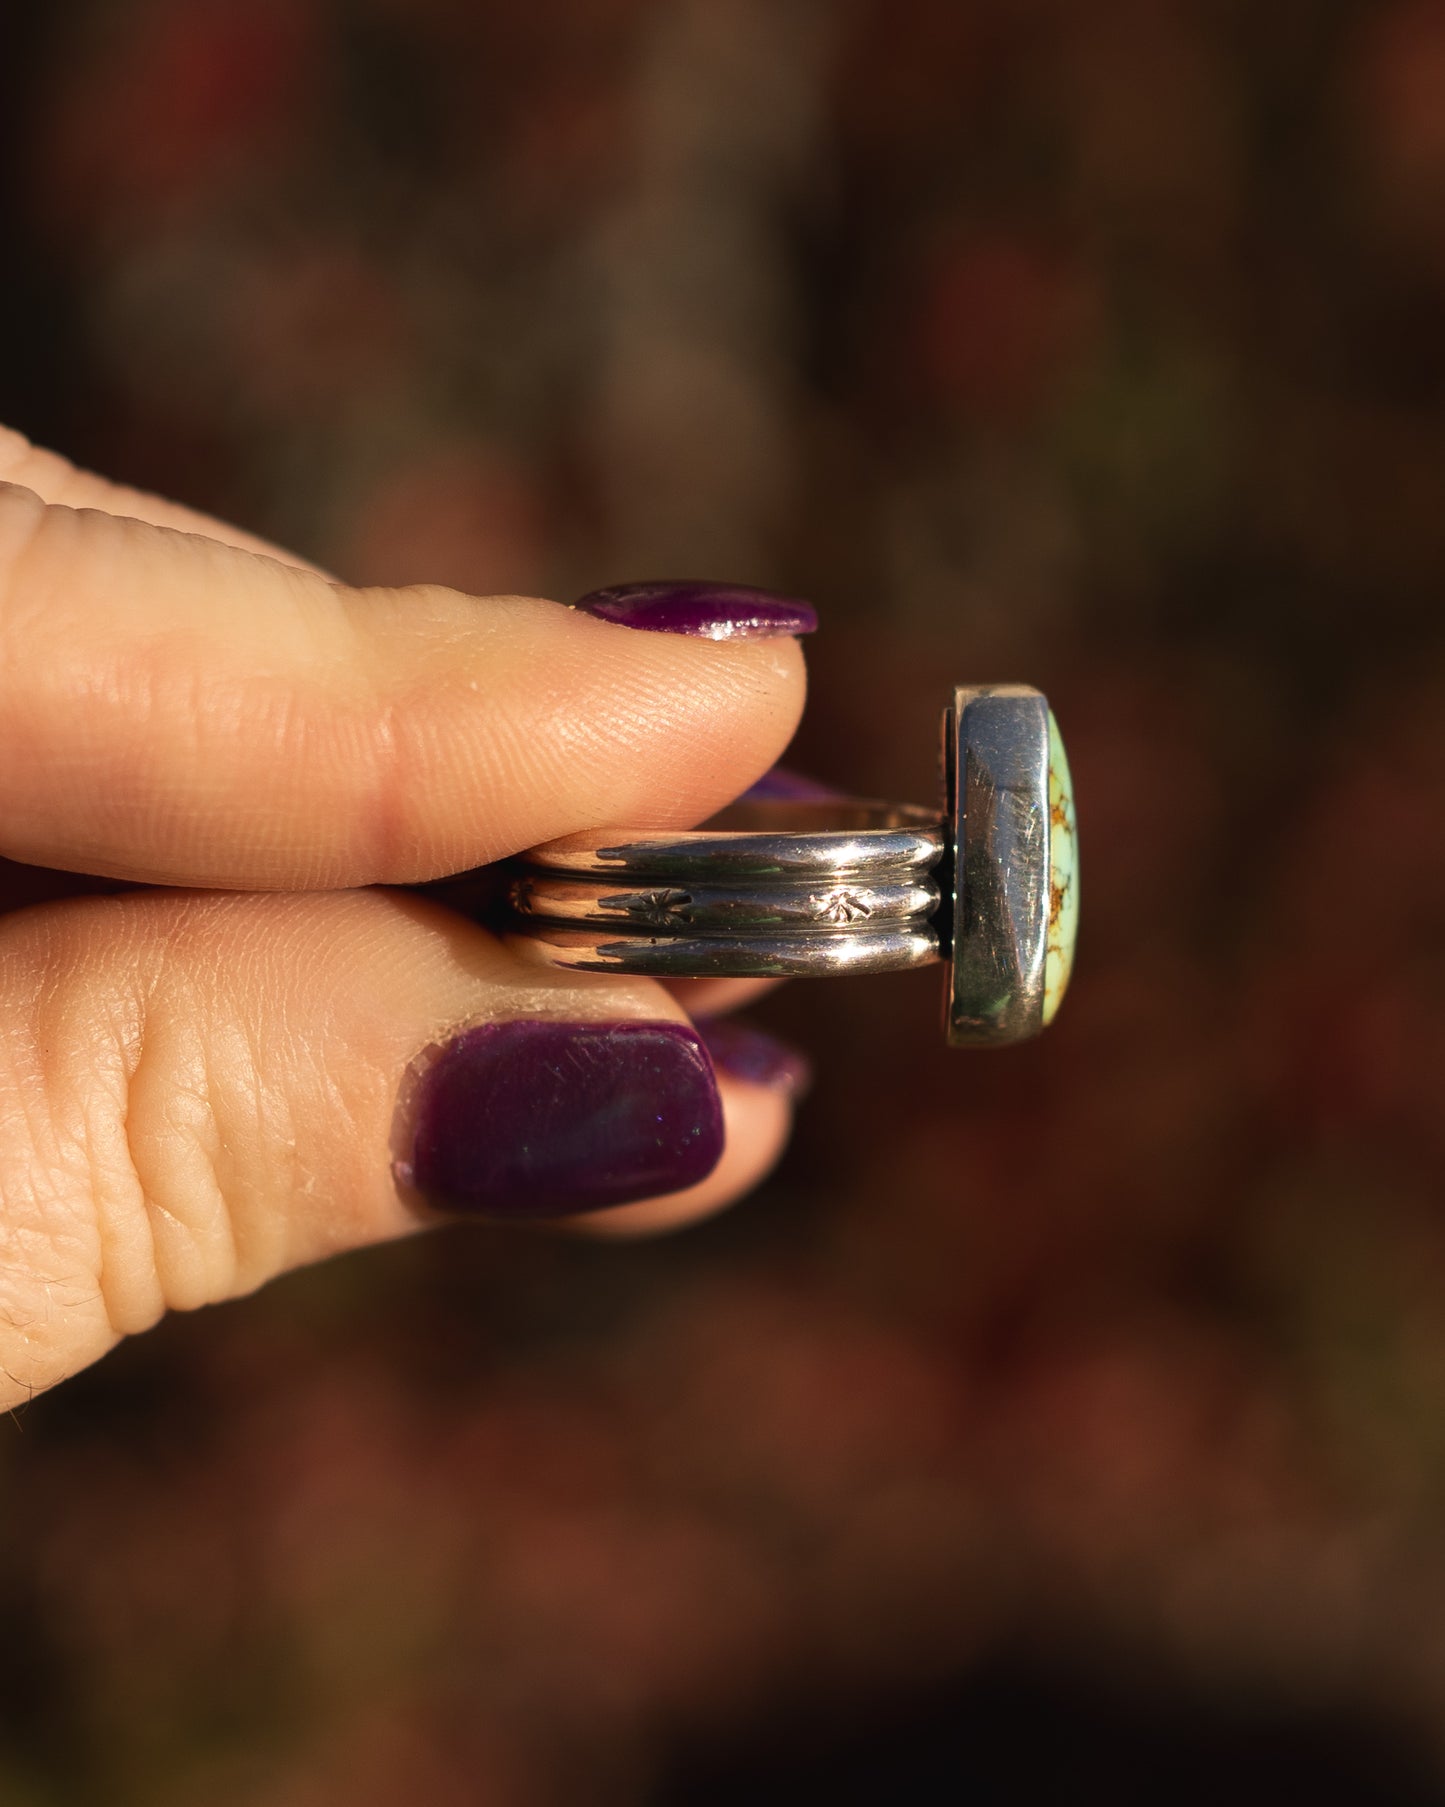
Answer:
403, 1020, 724, 1219
697, 1016, 813, 1099
740, 764, 844, 803
573, 580, 817, 641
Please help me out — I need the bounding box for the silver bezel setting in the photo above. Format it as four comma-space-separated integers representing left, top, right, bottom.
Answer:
942, 684, 1051, 1046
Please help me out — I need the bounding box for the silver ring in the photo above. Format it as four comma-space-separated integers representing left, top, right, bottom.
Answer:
504, 684, 1078, 1045
519, 801, 944, 881
511, 869, 941, 931
509, 920, 941, 979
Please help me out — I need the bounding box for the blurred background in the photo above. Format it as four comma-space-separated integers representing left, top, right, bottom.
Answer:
4, 0, 1445, 1801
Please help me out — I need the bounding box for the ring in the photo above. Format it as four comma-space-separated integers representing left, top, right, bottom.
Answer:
504, 684, 1078, 1045
511, 867, 941, 932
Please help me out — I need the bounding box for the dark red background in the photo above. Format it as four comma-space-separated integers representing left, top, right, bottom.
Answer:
4, 3, 1445, 1802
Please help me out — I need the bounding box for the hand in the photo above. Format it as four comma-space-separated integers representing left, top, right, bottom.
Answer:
0, 426, 812, 1409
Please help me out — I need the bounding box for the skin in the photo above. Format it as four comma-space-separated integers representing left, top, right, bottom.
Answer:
0, 425, 807, 1409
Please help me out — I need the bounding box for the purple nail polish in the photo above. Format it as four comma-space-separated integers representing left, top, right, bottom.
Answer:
740, 764, 845, 803
697, 1017, 813, 1099
573, 580, 817, 641
403, 1020, 724, 1219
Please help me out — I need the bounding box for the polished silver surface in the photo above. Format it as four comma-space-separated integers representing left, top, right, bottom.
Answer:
504, 687, 1059, 1039
522, 799, 944, 882
510, 870, 941, 931
508, 797, 946, 979
509, 919, 941, 978
942, 684, 1051, 1046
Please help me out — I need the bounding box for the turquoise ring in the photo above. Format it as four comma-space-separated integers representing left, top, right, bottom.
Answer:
507, 684, 1078, 1046
941, 684, 1077, 1044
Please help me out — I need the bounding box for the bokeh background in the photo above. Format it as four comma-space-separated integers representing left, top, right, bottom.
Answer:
4, 1, 1445, 1800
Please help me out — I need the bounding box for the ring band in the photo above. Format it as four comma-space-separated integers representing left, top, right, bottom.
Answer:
510, 870, 941, 932
507, 800, 943, 978
519, 800, 944, 881
504, 685, 1078, 1045
509, 920, 940, 979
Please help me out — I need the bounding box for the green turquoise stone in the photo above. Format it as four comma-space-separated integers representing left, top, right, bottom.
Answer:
1043, 710, 1077, 1026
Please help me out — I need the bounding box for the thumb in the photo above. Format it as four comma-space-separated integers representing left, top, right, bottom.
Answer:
0, 480, 810, 887
0, 887, 798, 1409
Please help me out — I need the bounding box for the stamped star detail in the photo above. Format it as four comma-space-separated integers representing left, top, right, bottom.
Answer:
610, 888, 695, 928
815, 890, 871, 925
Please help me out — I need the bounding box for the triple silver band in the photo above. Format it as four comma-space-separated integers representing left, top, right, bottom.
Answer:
504, 685, 1069, 1045
509, 802, 943, 979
